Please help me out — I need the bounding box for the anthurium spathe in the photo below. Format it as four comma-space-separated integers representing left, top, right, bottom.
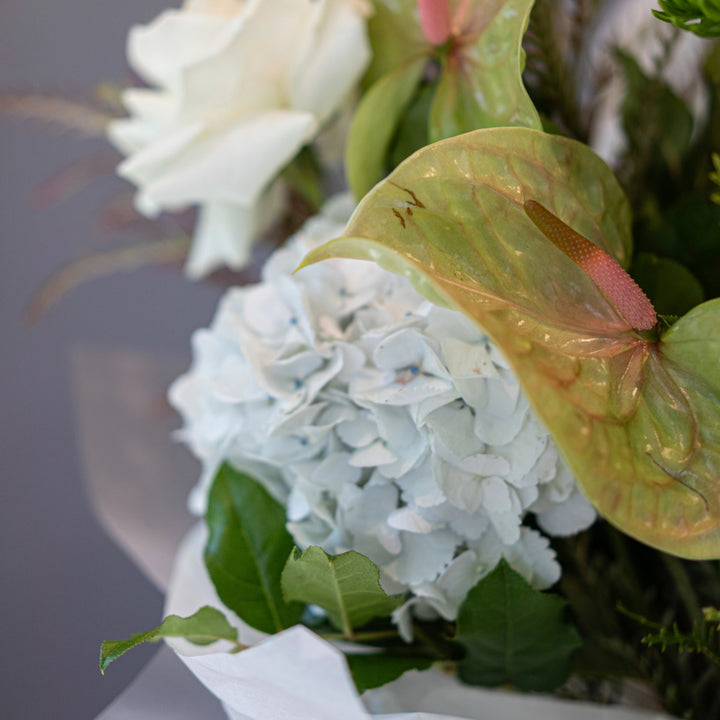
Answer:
301, 126, 720, 559
427, 0, 542, 141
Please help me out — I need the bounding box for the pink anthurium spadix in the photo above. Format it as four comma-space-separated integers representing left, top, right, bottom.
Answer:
301, 127, 720, 559
524, 200, 658, 331
417, 0, 452, 45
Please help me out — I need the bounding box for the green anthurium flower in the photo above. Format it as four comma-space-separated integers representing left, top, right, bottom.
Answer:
301, 127, 720, 559
347, 0, 539, 198
427, 0, 541, 141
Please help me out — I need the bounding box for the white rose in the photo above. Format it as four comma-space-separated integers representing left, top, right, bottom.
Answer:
108, 0, 371, 278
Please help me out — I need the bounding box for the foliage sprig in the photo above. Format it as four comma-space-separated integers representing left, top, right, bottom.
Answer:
653, 0, 720, 37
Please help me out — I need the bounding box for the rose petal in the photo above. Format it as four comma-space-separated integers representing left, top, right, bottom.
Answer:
118, 123, 204, 207
127, 9, 235, 89
132, 110, 317, 208
290, 0, 371, 122
186, 187, 284, 277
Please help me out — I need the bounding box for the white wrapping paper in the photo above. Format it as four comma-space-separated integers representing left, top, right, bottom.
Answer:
74, 348, 672, 720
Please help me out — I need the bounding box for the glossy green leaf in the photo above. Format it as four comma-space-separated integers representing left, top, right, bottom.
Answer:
345, 652, 433, 693
100, 606, 239, 674
631, 252, 704, 316
205, 464, 303, 634
429, 0, 541, 141
300, 126, 720, 559
455, 560, 580, 691
347, 58, 427, 200
281, 546, 403, 637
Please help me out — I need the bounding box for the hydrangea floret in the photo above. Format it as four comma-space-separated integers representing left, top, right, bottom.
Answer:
169, 196, 596, 630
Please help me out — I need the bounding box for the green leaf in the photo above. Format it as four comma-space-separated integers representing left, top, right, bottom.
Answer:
99, 606, 239, 674
281, 546, 403, 637
205, 464, 303, 634
635, 197, 720, 300
300, 126, 720, 559
711, 153, 720, 205
345, 652, 433, 693
346, 58, 427, 200
428, 0, 541, 141
616, 50, 694, 173
631, 252, 704, 316
455, 560, 580, 691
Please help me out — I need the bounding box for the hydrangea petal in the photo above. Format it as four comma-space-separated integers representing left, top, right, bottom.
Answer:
536, 487, 597, 537
384, 530, 460, 584
387, 507, 436, 534
350, 440, 397, 467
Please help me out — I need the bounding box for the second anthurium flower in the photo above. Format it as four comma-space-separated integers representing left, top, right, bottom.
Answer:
346, 0, 540, 199
108, 0, 371, 279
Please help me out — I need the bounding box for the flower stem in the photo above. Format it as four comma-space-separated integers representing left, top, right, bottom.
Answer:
321, 629, 400, 643
412, 623, 454, 660
660, 553, 703, 624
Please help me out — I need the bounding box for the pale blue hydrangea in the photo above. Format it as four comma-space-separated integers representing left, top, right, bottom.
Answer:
169, 195, 596, 626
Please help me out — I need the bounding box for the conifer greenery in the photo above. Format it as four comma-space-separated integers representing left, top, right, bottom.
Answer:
654, 0, 720, 37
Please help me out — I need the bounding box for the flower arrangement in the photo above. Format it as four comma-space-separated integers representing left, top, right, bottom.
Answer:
8, 0, 720, 717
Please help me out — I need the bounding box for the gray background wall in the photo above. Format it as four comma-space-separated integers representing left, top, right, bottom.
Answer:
1, 2, 224, 716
